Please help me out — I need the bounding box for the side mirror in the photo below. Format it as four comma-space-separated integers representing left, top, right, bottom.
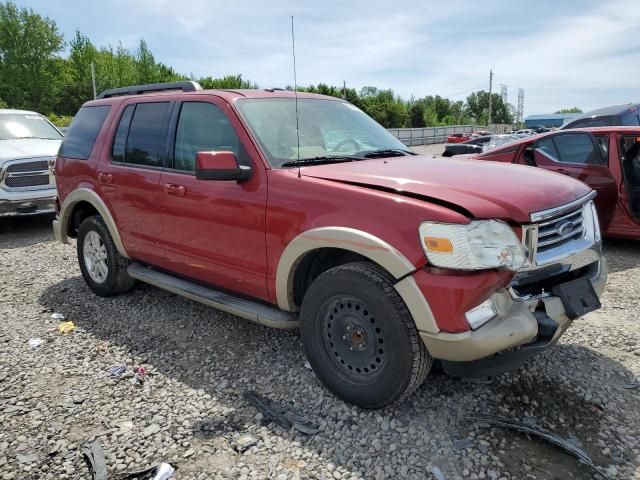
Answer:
195, 151, 251, 181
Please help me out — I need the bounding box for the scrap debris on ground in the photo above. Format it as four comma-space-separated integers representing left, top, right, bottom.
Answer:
0, 216, 639, 479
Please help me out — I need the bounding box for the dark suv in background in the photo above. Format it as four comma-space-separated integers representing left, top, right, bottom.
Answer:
562, 103, 640, 129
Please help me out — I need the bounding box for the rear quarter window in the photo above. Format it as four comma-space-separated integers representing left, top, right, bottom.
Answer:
59, 106, 110, 159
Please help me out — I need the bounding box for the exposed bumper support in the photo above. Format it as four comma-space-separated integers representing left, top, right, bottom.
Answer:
419, 257, 607, 371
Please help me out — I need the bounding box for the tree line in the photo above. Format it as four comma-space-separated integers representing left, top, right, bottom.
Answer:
0, 1, 516, 128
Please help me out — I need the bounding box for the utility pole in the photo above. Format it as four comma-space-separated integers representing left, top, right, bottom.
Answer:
488, 69, 494, 126
343, 80, 346, 99
91, 62, 97, 100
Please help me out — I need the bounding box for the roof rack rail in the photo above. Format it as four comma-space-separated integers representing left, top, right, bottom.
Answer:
97, 81, 202, 99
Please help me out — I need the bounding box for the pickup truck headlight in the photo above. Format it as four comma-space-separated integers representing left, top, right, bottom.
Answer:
419, 220, 529, 271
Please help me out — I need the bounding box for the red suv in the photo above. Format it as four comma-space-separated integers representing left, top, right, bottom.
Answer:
53, 81, 607, 408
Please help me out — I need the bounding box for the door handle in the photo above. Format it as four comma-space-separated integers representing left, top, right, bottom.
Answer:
98, 172, 114, 184
163, 183, 186, 196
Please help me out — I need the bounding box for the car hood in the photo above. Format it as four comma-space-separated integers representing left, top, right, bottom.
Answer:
300, 155, 591, 223
0, 138, 61, 164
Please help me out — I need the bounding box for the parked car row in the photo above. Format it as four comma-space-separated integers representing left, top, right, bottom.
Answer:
45, 81, 609, 407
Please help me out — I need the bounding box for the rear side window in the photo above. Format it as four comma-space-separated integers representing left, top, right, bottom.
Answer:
59, 106, 110, 159
113, 102, 169, 167
112, 105, 135, 163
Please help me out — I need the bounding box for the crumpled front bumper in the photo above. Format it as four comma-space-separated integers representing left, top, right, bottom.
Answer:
419, 256, 607, 376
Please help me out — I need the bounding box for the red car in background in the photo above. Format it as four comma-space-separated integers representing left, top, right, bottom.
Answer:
446, 133, 472, 143
469, 127, 640, 239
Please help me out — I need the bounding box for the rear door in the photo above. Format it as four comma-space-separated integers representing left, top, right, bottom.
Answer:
519, 132, 618, 228
158, 97, 270, 301
97, 100, 172, 266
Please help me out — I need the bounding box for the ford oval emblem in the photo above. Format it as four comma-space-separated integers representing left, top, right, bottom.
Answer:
556, 221, 575, 236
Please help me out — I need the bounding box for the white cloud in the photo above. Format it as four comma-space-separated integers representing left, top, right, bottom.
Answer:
17, 0, 640, 114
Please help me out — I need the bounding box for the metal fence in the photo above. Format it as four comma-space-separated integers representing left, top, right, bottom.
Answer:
388, 124, 512, 146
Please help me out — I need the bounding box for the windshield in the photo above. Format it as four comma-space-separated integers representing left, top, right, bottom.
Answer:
236, 98, 409, 167
0, 113, 62, 140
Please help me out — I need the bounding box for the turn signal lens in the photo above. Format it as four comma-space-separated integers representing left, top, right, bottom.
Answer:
423, 236, 453, 253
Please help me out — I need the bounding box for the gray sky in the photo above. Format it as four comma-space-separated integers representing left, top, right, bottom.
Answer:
18, 0, 640, 115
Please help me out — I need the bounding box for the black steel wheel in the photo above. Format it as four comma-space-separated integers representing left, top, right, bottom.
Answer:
300, 262, 432, 408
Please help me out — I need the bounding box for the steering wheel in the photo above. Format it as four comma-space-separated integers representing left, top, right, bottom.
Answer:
332, 138, 360, 153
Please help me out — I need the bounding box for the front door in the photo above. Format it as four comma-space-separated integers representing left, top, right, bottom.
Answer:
519, 132, 618, 229
159, 98, 269, 302
97, 100, 172, 266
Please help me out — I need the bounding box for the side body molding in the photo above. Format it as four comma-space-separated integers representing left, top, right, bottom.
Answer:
53, 188, 129, 258
275, 227, 439, 333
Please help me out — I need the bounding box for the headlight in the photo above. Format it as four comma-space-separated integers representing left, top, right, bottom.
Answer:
419, 220, 529, 271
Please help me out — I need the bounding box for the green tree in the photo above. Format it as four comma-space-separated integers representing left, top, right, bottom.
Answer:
0, 1, 65, 112
199, 74, 257, 89
466, 90, 513, 124
55, 30, 97, 114
555, 107, 582, 114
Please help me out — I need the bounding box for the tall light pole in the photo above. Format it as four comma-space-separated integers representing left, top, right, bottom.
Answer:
487, 69, 494, 126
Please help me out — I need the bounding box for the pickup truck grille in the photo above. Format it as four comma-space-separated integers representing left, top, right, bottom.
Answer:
6, 160, 48, 173
5, 174, 50, 188
536, 208, 584, 254
1, 158, 53, 191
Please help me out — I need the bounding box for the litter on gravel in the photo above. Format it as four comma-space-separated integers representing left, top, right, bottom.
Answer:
57, 321, 76, 334
82, 440, 107, 480
107, 362, 127, 376
244, 390, 319, 435
51, 312, 65, 321
122, 462, 175, 480
27, 337, 44, 348
466, 413, 611, 479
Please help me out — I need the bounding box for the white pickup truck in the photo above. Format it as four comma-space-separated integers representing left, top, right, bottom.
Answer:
0, 109, 62, 217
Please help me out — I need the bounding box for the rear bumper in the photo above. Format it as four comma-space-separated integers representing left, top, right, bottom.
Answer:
0, 195, 55, 217
419, 257, 607, 375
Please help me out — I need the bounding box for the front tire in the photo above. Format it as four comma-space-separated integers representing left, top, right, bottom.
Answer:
300, 262, 432, 408
77, 215, 135, 297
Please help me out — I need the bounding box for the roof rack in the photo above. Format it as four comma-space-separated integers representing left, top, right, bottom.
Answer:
97, 81, 202, 99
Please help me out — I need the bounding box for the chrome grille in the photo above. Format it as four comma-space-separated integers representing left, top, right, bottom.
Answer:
521, 194, 598, 269
6, 160, 48, 173
536, 208, 584, 253
1, 157, 54, 191
5, 174, 50, 188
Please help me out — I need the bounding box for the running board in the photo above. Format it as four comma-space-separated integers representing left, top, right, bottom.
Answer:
127, 263, 298, 329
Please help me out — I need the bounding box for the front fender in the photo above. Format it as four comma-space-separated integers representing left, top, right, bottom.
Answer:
275, 226, 439, 333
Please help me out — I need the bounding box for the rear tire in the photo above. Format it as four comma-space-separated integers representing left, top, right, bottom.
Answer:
300, 262, 431, 408
77, 215, 135, 297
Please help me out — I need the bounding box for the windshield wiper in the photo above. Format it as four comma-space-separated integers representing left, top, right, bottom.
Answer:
361, 149, 415, 158
280, 156, 362, 167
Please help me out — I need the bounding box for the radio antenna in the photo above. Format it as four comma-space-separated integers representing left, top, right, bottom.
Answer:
291, 16, 301, 178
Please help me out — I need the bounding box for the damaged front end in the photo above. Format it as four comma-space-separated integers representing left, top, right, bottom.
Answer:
421, 194, 607, 378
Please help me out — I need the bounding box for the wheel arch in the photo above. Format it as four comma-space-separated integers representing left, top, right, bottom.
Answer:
275, 227, 439, 333
57, 188, 129, 258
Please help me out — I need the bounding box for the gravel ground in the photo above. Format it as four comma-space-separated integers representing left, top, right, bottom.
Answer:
0, 214, 639, 480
